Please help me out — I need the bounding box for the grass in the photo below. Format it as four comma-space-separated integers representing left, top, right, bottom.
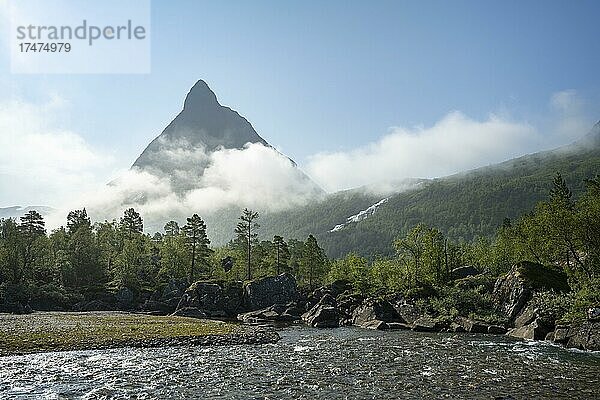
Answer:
0, 312, 238, 356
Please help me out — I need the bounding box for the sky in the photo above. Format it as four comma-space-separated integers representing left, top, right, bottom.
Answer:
0, 0, 599, 208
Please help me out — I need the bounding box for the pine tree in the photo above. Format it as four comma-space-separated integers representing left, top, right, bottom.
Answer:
235, 208, 259, 280
66, 208, 91, 235
164, 220, 180, 237
272, 235, 290, 275
301, 234, 325, 289
120, 208, 143, 239
182, 214, 212, 282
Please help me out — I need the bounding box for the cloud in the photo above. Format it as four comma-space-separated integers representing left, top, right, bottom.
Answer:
0, 96, 115, 206
306, 111, 540, 192
48, 142, 323, 231
306, 90, 595, 193
549, 89, 590, 142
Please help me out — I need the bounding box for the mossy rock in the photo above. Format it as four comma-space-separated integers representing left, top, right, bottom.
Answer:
515, 261, 570, 292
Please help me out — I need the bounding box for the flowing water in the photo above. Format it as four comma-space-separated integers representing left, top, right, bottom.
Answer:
0, 325, 598, 399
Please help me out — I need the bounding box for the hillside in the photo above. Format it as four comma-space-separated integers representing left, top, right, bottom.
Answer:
257, 123, 600, 259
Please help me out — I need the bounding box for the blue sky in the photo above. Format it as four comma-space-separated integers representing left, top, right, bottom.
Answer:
0, 0, 599, 206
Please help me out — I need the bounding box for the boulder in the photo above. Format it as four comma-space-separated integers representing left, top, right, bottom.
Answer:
565, 321, 600, 351
412, 316, 444, 332
587, 307, 600, 321
360, 320, 389, 330
451, 266, 480, 280
237, 304, 300, 323
457, 318, 490, 334
488, 325, 507, 335
171, 307, 208, 319
393, 302, 422, 325
141, 300, 174, 314
553, 325, 571, 344
352, 299, 404, 329
492, 262, 569, 322
305, 280, 353, 310
507, 318, 552, 340
302, 294, 340, 328
514, 305, 537, 329
387, 322, 412, 330
449, 322, 466, 333
243, 273, 297, 311
179, 280, 243, 316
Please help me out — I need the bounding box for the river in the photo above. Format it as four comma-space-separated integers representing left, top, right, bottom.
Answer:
0, 325, 598, 399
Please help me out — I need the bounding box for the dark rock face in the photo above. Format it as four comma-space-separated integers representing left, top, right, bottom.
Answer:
451, 266, 480, 280
133, 80, 268, 175
550, 321, 600, 351
178, 280, 243, 317
492, 262, 569, 323
412, 316, 445, 332
507, 319, 553, 341
237, 303, 301, 323
302, 294, 340, 328
352, 299, 404, 329
131, 80, 322, 196
457, 318, 490, 334
243, 273, 297, 311
171, 307, 208, 319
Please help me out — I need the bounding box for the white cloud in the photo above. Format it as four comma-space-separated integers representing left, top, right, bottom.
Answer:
306, 111, 540, 192
305, 89, 594, 193
549, 89, 589, 142
48, 142, 323, 231
0, 97, 115, 206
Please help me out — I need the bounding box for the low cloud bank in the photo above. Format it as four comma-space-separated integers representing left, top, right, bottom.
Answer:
48, 142, 323, 231
306, 90, 592, 192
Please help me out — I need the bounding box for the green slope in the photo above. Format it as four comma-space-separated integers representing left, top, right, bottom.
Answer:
319, 144, 600, 258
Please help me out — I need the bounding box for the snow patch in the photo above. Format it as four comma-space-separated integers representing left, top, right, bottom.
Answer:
330, 198, 389, 232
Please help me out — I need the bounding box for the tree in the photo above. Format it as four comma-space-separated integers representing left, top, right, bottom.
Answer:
164, 220, 180, 237
394, 223, 427, 288
120, 208, 143, 239
272, 235, 290, 275
66, 209, 91, 235
234, 208, 259, 280
19, 211, 46, 237
300, 234, 326, 289
182, 214, 213, 282
0, 218, 23, 284
18, 211, 47, 282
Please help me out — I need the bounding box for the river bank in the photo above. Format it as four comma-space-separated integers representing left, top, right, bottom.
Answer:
0, 325, 598, 399
0, 312, 279, 356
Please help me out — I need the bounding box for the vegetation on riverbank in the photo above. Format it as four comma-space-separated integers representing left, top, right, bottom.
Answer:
0, 312, 252, 356
0, 174, 598, 328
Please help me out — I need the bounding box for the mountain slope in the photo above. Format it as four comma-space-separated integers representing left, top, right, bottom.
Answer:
311, 124, 600, 258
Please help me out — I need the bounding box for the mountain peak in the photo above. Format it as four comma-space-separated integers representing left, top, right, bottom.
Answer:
183, 79, 219, 110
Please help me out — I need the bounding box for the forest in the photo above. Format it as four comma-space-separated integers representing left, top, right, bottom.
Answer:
0, 173, 598, 324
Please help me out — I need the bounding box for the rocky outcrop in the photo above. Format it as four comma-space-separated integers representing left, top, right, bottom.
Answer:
508, 319, 553, 340
548, 321, 600, 351
171, 307, 208, 319
352, 299, 404, 329
492, 262, 569, 322
178, 280, 243, 317
237, 303, 301, 323
412, 316, 445, 332
243, 273, 297, 311
451, 266, 480, 280
305, 280, 353, 311
302, 294, 340, 328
